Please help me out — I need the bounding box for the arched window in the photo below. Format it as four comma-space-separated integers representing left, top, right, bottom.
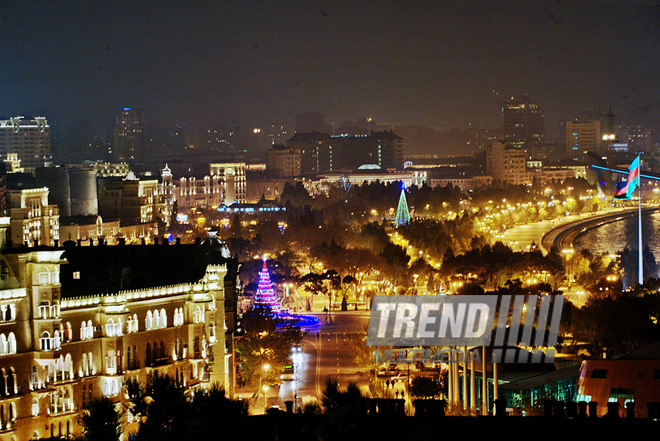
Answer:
193, 306, 203, 323
64, 323, 72, 342
0, 334, 6, 355
7, 367, 15, 395
160, 308, 167, 328
64, 354, 72, 380
146, 311, 153, 330
40, 332, 51, 351
87, 320, 94, 339
53, 330, 61, 350
115, 318, 123, 336
106, 318, 115, 337
82, 353, 88, 377
153, 310, 160, 329
146, 342, 152, 366
7, 333, 15, 355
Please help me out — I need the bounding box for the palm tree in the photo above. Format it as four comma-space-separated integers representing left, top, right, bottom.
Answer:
81, 397, 121, 441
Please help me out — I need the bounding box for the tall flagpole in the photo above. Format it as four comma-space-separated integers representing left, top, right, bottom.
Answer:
639, 154, 643, 286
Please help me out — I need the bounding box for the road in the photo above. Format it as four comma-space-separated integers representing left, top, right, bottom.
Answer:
243, 310, 371, 413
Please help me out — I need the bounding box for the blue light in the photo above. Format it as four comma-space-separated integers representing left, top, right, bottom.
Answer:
122, 107, 132, 111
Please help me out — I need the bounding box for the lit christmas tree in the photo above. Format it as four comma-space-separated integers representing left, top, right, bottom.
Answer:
253, 258, 280, 314
395, 186, 411, 226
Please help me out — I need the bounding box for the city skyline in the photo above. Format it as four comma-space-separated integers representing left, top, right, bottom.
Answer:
0, 1, 658, 142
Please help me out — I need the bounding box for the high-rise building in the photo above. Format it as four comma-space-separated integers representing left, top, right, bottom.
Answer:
113, 108, 149, 162
0, 116, 52, 171
502, 96, 545, 146
566, 120, 601, 160
285, 131, 404, 173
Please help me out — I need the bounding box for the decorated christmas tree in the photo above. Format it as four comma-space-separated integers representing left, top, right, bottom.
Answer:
253, 258, 280, 314
395, 186, 411, 226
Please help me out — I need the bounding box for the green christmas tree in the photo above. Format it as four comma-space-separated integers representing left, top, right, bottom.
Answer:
395, 187, 410, 226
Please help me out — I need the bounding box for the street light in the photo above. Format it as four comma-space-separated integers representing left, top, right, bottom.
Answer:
263, 384, 269, 413
262, 364, 270, 413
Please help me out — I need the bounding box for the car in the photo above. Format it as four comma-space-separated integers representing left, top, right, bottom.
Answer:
390, 374, 409, 383
280, 364, 294, 381
387, 363, 400, 375
292, 344, 303, 353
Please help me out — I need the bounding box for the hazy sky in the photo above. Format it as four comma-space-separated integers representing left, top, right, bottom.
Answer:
0, 0, 658, 138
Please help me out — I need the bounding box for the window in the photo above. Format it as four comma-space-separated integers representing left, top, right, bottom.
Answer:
72, 271, 80, 280
31, 366, 38, 388
193, 306, 204, 323
53, 330, 61, 350
39, 302, 50, 319
106, 319, 115, 337
160, 308, 167, 328
209, 323, 216, 342
609, 388, 634, 403
80, 320, 94, 340
40, 332, 51, 351
591, 369, 608, 379
146, 311, 153, 330
7, 333, 15, 354
32, 398, 39, 416
174, 308, 184, 326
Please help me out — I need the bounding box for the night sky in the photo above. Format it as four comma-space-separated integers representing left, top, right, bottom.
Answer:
0, 1, 658, 139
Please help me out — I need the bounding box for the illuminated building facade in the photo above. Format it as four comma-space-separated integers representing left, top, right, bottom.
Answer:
173, 175, 223, 211
0, 117, 51, 171
0, 242, 238, 440
485, 141, 528, 185
99, 173, 164, 225
209, 163, 246, 205
8, 188, 60, 248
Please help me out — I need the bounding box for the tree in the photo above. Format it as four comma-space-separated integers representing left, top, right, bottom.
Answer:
81, 397, 121, 441
410, 376, 441, 399
235, 306, 302, 385
134, 371, 189, 441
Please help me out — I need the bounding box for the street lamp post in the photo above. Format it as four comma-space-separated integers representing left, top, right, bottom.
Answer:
262, 363, 270, 413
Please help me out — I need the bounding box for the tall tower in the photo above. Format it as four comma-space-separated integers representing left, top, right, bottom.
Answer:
502, 96, 545, 146
395, 187, 411, 226
160, 164, 173, 226
113, 108, 149, 162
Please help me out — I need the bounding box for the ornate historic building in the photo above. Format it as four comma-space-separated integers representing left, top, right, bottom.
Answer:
0, 239, 238, 440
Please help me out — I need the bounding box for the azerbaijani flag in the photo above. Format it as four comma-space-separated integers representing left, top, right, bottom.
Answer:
614, 156, 641, 199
